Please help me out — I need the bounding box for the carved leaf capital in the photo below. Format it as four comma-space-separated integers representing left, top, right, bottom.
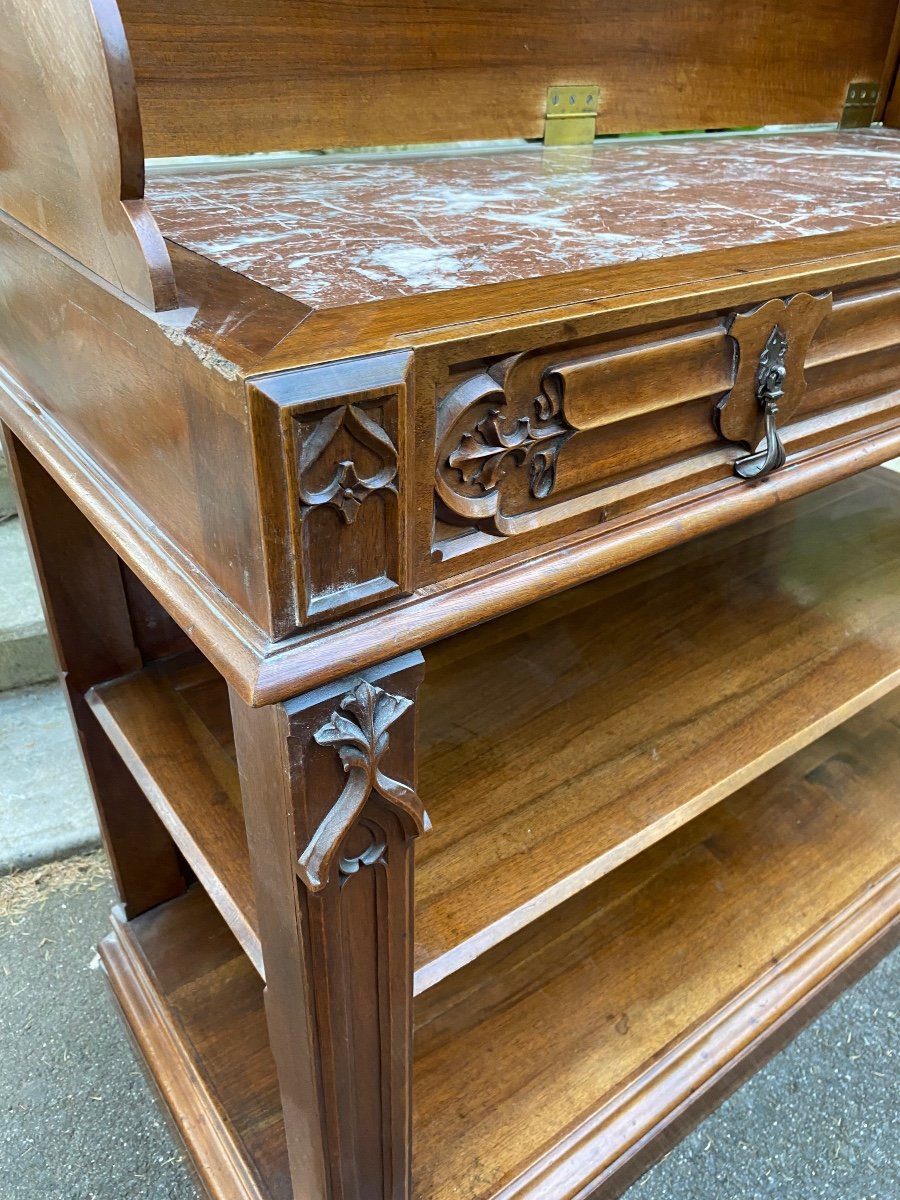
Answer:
298, 680, 429, 892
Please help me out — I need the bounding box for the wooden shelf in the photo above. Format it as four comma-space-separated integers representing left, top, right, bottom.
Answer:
90, 470, 900, 993
100, 689, 900, 1200
412, 693, 900, 1200
413, 469, 900, 988
99, 887, 290, 1200
87, 655, 263, 977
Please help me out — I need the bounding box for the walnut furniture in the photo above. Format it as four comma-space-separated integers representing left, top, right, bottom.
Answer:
2, 1, 900, 1197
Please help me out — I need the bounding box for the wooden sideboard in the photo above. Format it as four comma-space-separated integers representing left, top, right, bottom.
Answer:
2, 1, 900, 1197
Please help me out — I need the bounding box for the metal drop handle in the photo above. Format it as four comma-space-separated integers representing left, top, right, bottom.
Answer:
733, 325, 788, 483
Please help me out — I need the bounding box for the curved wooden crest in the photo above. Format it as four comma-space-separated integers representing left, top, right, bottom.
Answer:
0, 0, 176, 310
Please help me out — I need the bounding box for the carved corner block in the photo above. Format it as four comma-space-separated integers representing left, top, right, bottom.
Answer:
248, 351, 414, 633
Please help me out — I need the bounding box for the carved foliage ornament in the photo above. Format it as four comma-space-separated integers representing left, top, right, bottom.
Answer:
447, 380, 567, 501
296, 403, 398, 525
297, 680, 430, 892
436, 364, 572, 535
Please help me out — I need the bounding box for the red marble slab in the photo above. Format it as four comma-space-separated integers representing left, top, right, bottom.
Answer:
146, 128, 900, 310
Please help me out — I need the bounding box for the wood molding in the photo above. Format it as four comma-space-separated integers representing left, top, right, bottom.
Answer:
492, 868, 900, 1199
0, 0, 176, 309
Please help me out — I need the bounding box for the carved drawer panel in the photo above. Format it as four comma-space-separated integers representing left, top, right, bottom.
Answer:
247, 282, 900, 636
432, 283, 900, 571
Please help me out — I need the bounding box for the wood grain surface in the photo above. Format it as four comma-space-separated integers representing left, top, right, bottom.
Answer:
1, 428, 186, 917
100, 690, 900, 1200
413, 694, 900, 1200
0, 0, 176, 307
100, 889, 291, 1200
85, 469, 900, 996
413, 469, 900, 987
120, 0, 900, 156
87, 653, 262, 975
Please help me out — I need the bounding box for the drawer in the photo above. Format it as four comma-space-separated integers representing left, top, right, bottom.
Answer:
249, 279, 900, 635
432, 281, 900, 569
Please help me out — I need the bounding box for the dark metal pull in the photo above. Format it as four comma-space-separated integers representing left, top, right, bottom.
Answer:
733, 325, 788, 482
734, 400, 786, 480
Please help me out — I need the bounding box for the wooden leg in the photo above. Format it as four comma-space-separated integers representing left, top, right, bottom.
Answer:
230, 650, 427, 1200
1, 426, 185, 913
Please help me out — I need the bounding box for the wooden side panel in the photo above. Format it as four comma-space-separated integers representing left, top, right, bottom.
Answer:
1, 427, 185, 916
121, 0, 900, 156
878, 3, 900, 123
0, 217, 278, 636
0, 0, 175, 308
886, 64, 900, 124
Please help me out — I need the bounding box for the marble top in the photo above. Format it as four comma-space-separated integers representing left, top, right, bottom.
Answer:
147, 128, 900, 310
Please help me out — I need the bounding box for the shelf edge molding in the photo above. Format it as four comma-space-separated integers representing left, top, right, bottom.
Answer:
99, 902, 274, 1200
494, 869, 900, 1200
0, 0, 177, 310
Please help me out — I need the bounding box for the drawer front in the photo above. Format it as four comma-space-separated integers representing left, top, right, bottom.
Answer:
431, 282, 900, 570
249, 279, 900, 636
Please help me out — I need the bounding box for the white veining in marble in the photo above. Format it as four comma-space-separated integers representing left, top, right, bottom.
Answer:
146, 129, 900, 309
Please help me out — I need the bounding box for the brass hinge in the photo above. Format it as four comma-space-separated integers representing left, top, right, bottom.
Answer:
839, 81, 879, 129
544, 85, 599, 146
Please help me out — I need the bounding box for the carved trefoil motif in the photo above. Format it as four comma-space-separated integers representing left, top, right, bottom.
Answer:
716, 292, 832, 481
338, 818, 388, 885
296, 402, 398, 524
297, 679, 430, 892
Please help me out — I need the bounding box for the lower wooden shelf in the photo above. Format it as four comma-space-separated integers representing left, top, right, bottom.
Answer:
92, 469, 900, 997
100, 688, 900, 1200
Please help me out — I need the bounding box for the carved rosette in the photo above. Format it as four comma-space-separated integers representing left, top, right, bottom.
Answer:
297, 679, 430, 892
436, 363, 573, 536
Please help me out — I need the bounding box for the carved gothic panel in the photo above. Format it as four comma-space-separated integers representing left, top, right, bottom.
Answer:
249, 351, 413, 631
295, 402, 398, 525
434, 291, 836, 547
